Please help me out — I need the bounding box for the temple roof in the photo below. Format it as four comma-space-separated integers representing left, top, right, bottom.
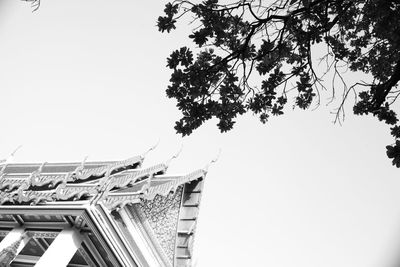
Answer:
0, 154, 207, 266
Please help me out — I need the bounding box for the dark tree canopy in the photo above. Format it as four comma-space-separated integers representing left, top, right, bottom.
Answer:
158, 0, 400, 167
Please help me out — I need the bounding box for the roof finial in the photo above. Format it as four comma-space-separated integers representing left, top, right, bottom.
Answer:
142, 139, 160, 158
165, 144, 183, 167
10, 145, 23, 158
37, 162, 46, 173
80, 156, 88, 168
70, 156, 88, 181
140, 173, 155, 195
30, 162, 46, 184
0, 146, 23, 176
203, 149, 221, 172
0, 145, 23, 165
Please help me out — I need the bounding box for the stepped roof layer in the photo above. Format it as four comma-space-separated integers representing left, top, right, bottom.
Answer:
0, 154, 207, 267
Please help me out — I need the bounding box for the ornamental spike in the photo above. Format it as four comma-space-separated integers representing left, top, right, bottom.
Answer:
37, 162, 46, 173
140, 173, 154, 195
10, 145, 22, 157
72, 155, 88, 178
80, 155, 88, 168
165, 144, 183, 167
203, 148, 221, 172
0, 145, 22, 166
142, 139, 160, 158
0, 145, 23, 175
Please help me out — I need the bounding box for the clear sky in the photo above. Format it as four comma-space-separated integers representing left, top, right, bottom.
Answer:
1, 1, 400, 266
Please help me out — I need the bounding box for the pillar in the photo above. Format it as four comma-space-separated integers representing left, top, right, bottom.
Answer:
0, 227, 30, 254
0, 227, 31, 266
35, 228, 82, 267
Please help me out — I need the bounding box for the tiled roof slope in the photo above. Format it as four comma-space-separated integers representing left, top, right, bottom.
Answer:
0, 155, 207, 266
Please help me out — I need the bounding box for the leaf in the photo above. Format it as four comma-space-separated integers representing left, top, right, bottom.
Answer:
158, 0, 400, 168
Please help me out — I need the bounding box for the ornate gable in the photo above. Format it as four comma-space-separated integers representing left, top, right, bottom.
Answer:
0, 153, 207, 266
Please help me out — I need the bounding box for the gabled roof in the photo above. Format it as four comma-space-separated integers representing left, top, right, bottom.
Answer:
0, 154, 207, 266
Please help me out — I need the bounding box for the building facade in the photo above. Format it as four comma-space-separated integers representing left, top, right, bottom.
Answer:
0, 153, 206, 266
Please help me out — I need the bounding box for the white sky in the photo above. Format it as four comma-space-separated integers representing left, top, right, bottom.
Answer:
0, 1, 400, 266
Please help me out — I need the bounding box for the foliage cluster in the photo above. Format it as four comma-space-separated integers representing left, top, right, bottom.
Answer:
158, 0, 400, 167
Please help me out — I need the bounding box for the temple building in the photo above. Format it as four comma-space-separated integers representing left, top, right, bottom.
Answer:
0, 151, 207, 266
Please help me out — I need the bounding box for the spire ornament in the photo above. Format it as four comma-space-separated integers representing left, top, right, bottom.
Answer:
71, 156, 88, 181
141, 139, 160, 159
29, 162, 46, 186
203, 149, 221, 173
0, 145, 23, 176
165, 144, 183, 167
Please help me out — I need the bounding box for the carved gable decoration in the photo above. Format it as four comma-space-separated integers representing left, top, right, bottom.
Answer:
137, 186, 184, 264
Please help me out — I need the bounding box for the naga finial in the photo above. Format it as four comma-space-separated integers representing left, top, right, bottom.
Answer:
30, 162, 46, 185
78, 156, 88, 171
0, 145, 22, 166
165, 144, 183, 167
143, 139, 160, 156
140, 173, 155, 195
70, 156, 88, 181
140, 139, 161, 164
203, 149, 221, 172
10, 145, 22, 157
0, 145, 23, 176
37, 162, 46, 173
